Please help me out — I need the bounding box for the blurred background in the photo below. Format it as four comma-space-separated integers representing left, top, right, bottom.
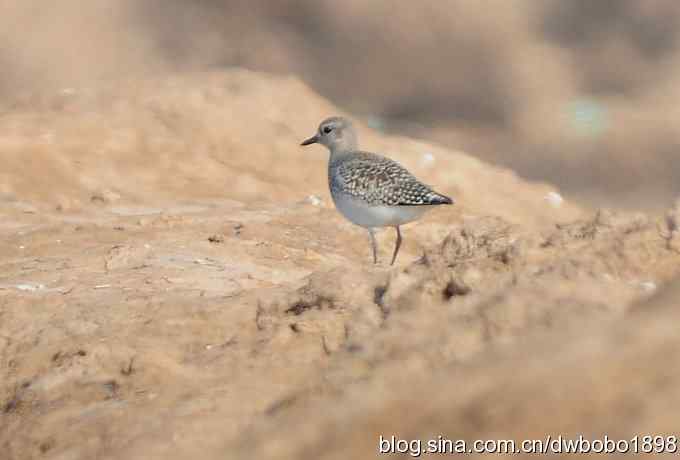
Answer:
4, 4, 680, 458
2, 0, 679, 209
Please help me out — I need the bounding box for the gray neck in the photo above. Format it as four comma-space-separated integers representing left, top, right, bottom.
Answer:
329, 146, 355, 160
327, 130, 358, 157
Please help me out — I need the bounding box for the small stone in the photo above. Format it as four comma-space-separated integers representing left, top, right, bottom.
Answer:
640, 281, 657, 292
544, 191, 564, 208
306, 195, 323, 206
90, 189, 121, 205
419, 152, 436, 168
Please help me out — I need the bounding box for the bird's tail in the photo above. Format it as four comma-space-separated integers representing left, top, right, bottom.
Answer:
428, 191, 454, 205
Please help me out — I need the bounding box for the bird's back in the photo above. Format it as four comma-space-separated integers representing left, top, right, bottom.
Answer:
329, 151, 452, 207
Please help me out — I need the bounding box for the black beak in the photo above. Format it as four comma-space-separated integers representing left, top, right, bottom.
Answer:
300, 134, 319, 146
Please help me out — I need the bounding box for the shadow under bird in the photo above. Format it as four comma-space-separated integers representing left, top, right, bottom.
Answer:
301, 116, 453, 265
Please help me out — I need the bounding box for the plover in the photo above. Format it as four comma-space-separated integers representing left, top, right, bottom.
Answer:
301, 116, 453, 265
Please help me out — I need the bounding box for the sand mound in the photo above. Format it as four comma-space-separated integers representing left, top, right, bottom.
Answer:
2, 71, 679, 459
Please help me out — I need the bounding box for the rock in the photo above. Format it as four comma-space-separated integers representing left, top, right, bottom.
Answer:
104, 245, 151, 271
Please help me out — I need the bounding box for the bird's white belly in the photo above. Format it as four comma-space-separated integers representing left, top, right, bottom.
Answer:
332, 193, 429, 228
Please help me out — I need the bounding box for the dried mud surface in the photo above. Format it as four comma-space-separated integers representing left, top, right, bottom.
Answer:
2, 71, 680, 459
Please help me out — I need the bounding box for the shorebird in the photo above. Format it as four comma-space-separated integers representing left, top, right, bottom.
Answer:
301, 116, 453, 265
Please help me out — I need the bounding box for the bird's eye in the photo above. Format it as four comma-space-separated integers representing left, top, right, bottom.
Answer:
323, 126, 333, 134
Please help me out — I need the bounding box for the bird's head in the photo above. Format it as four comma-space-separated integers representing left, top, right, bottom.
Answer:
301, 116, 358, 153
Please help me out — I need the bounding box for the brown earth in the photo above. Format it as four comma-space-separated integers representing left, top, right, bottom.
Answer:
2, 71, 680, 459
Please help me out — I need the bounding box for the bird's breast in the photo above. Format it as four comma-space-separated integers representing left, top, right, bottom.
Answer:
330, 191, 428, 228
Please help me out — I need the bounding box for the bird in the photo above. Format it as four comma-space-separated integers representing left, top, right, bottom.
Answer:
301, 116, 453, 265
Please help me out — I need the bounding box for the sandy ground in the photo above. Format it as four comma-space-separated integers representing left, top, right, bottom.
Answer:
2, 70, 680, 459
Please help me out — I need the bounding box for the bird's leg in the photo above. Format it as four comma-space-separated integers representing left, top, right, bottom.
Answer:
367, 228, 378, 264
390, 226, 402, 266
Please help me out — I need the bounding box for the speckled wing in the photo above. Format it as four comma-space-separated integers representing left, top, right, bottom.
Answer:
330, 151, 452, 206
